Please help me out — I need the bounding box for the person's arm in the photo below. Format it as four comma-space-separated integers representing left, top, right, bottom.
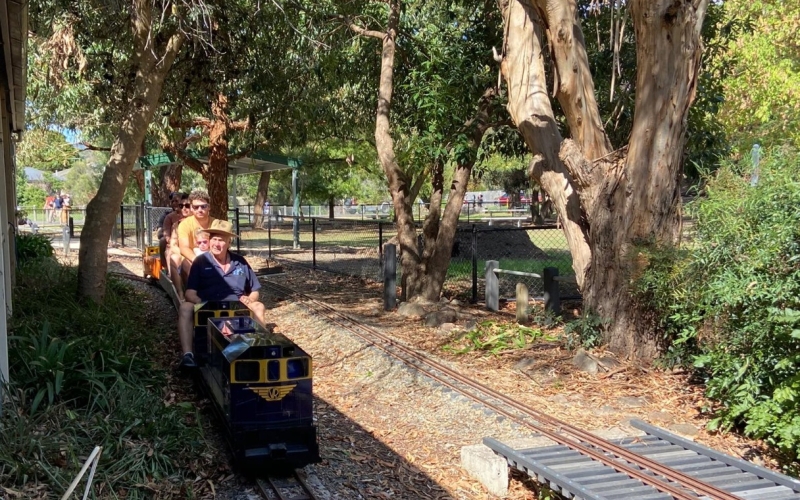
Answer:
185, 289, 201, 304
163, 214, 175, 241
177, 222, 196, 263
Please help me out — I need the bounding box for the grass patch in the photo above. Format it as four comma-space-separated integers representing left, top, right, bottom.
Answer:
2, 258, 208, 498
445, 320, 559, 355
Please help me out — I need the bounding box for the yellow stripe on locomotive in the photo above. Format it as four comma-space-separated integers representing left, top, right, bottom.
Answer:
229, 357, 312, 384
194, 301, 253, 327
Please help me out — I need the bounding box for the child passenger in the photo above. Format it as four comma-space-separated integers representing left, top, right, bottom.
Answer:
194, 229, 210, 255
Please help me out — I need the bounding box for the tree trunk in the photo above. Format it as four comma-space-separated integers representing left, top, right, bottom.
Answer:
253, 171, 271, 227
582, 0, 707, 357
154, 164, 182, 205
499, 0, 708, 359
77, 13, 184, 302
328, 196, 335, 220
499, 0, 593, 286
132, 169, 145, 197
206, 93, 230, 220
368, 1, 425, 300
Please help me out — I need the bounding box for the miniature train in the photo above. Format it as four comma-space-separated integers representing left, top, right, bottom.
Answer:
143, 247, 320, 469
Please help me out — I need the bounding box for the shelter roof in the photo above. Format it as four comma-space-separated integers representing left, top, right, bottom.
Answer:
134, 150, 301, 174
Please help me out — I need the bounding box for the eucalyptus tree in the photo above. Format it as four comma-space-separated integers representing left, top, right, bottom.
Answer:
323, 0, 506, 299
27, 0, 227, 301
497, 0, 710, 358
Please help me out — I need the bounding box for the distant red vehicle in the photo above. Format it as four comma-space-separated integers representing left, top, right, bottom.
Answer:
498, 192, 530, 207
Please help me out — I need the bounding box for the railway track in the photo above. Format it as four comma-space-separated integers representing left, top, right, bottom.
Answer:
256, 471, 319, 500
262, 279, 800, 500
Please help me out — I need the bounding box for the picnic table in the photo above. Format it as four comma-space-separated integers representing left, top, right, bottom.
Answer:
481, 208, 530, 226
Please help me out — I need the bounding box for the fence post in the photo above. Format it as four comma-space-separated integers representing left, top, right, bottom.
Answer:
135, 205, 143, 249
68, 217, 75, 238
62, 224, 70, 257
234, 207, 240, 253
384, 244, 397, 311
119, 205, 125, 247
543, 266, 561, 316
378, 222, 384, 262
268, 218, 272, 259
471, 224, 478, 303
145, 204, 152, 246
312, 218, 317, 269
485, 260, 499, 311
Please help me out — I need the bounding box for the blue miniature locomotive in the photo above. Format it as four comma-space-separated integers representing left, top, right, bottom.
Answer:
200, 315, 320, 469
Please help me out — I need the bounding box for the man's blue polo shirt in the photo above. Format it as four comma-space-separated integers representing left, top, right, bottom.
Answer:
186, 252, 261, 302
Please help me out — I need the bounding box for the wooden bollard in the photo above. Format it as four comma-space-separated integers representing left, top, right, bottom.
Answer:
516, 282, 529, 324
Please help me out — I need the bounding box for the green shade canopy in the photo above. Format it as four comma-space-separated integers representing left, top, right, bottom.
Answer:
134, 150, 301, 174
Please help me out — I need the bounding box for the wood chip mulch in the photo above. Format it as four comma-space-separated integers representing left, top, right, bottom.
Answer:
104, 252, 787, 500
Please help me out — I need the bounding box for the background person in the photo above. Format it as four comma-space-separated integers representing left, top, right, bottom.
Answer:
177, 219, 265, 368
160, 193, 186, 268
44, 194, 55, 223
53, 193, 63, 223
168, 199, 193, 299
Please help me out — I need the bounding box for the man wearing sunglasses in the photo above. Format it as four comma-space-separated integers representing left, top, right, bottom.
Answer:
175, 190, 216, 296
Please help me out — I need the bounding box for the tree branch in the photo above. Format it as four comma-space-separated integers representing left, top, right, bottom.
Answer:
163, 143, 206, 175
80, 141, 111, 151
229, 117, 250, 132
340, 15, 386, 39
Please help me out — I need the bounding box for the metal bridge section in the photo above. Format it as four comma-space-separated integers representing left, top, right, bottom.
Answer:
485, 419, 800, 500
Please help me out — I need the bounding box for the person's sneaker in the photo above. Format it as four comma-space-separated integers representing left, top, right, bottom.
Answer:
180, 352, 197, 369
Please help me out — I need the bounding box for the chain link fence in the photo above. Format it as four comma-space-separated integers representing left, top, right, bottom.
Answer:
100, 206, 578, 302
238, 217, 578, 301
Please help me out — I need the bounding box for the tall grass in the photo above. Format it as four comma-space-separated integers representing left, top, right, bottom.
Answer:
2, 259, 208, 498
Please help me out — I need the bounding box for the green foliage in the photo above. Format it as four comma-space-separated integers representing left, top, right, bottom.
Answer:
445, 321, 555, 355
715, 0, 800, 152
16, 128, 79, 172
15, 233, 55, 263
2, 259, 207, 496
15, 165, 48, 208
563, 309, 608, 351
635, 147, 800, 460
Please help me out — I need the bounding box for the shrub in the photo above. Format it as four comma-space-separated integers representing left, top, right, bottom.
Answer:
636, 147, 800, 462
15, 233, 54, 263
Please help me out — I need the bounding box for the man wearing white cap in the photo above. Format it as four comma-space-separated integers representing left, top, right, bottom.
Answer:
177, 219, 266, 369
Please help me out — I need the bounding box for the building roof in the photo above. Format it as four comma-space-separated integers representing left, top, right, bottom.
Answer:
24, 167, 45, 182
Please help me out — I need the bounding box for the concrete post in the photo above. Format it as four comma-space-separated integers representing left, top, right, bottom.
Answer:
515, 283, 529, 324
62, 224, 70, 256
543, 267, 561, 316
485, 260, 499, 311
383, 244, 397, 311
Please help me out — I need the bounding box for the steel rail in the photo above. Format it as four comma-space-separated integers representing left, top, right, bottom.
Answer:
256, 471, 318, 500
264, 280, 744, 500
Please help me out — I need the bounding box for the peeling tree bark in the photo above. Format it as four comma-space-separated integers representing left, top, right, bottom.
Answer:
166, 93, 249, 220
76, 1, 184, 303
499, 0, 708, 359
